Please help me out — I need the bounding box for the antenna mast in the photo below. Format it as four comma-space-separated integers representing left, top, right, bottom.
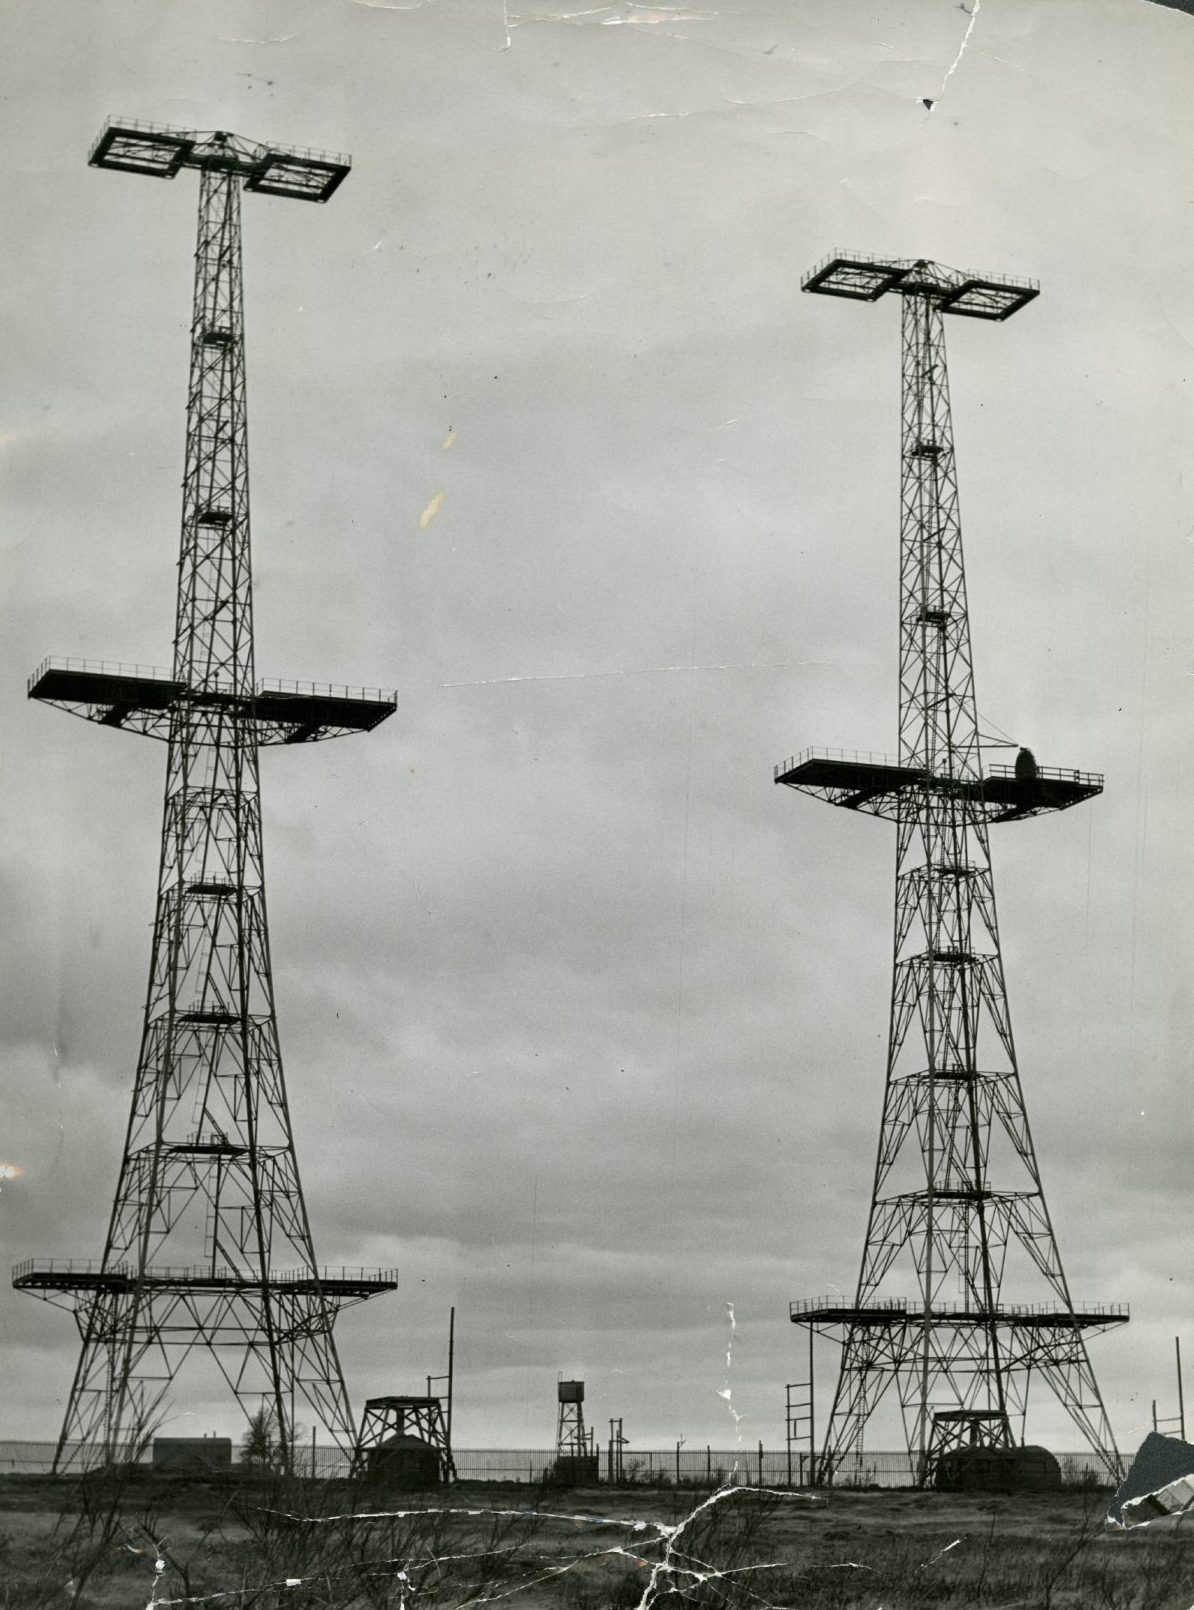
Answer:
781, 254, 1125, 1486
15, 120, 396, 1470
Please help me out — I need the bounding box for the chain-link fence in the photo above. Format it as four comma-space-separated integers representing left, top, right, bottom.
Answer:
0, 1439, 1115, 1489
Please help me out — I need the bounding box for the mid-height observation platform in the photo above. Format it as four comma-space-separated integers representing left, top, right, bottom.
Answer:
29, 659, 396, 745
13, 1259, 397, 1304
791, 1296, 1129, 1333
775, 749, 1103, 825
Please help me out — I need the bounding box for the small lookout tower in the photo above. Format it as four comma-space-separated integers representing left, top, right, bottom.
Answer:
554, 1380, 598, 1485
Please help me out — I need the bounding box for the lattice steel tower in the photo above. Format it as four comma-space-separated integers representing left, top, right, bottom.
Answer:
14, 121, 397, 1471
779, 255, 1126, 1485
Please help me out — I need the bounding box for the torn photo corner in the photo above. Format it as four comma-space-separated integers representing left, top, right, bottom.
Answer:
1108, 1432, 1194, 1528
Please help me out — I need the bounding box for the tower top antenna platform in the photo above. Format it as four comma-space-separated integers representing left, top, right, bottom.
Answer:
803, 252, 1038, 321
89, 117, 350, 202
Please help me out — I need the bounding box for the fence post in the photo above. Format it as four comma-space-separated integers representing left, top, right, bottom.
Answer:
758, 1440, 764, 1489
706, 1445, 712, 1486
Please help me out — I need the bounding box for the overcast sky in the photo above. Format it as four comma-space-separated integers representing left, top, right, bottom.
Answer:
1, 0, 1193, 1459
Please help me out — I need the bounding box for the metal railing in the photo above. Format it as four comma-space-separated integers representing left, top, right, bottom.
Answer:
257, 677, 396, 706
90, 116, 351, 171
28, 659, 396, 710
804, 250, 1039, 297
775, 748, 1103, 791
985, 762, 1103, 788
790, 1295, 904, 1318
775, 747, 901, 778
274, 1266, 399, 1287
13, 1258, 397, 1286
12, 1258, 129, 1281
28, 656, 177, 694
790, 1293, 1128, 1322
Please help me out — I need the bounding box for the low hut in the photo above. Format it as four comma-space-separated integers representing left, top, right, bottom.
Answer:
935, 1444, 1061, 1492
366, 1432, 443, 1489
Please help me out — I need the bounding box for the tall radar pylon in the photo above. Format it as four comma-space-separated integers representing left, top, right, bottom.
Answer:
13, 120, 398, 1471
778, 254, 1126, 1486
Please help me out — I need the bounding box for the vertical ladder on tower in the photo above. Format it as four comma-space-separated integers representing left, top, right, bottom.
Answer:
786, 1311, 817, 1487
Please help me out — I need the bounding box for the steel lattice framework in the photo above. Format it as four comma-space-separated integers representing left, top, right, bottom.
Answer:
353, 1396, 457, 1483
779, 255, 1126, 1486
14, 121, 396, 1472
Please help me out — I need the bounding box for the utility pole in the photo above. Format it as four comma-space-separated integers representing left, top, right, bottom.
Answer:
780, 254, 1126, 1487
422, 1308, 459, 1480
14, 119, 396, 1471
447, 1307, 456, 1457
1178, 1337, 1186, 1441
606, 1417, 626, 1484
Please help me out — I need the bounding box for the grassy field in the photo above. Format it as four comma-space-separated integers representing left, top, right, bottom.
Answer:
1, 1474, 1191, 1608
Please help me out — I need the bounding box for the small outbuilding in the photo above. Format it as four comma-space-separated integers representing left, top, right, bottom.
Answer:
551, 1454, 601, 1486
152, 1437, 232, 1474
935, 1443, 1061, 1492
366, 1432, 443, 1490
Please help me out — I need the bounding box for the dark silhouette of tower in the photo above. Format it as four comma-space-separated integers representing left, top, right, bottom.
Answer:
13, 120, 397, 1471
556, 1380, 589, 1460
554, 1380, 597, 1483
778, 255, 1126, 1485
